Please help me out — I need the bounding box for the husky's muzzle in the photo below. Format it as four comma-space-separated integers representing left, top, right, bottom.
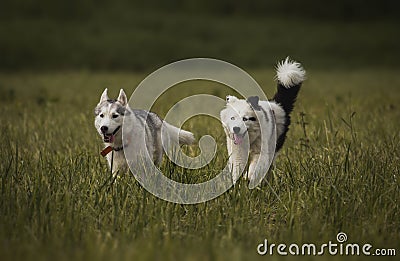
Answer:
101, 125, 121, 143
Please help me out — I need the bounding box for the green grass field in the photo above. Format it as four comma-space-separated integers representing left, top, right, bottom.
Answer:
0, 67, 399, 260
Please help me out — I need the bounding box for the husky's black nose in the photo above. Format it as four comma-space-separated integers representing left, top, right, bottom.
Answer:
233, 127, 240, 134
100, 126, 108, 134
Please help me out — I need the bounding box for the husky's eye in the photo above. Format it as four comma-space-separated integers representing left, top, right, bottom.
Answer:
242, 117, 248, 121
112, 114, 119, 119
100, 114, 104, 118
249, 117, 256, 121
230, 117, 235, 120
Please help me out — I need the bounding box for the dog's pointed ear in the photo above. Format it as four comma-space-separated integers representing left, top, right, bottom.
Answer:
117, 89, 127, 106
247, 96, 261, 111
226, 95, 238, 104
99, 88, 109, 103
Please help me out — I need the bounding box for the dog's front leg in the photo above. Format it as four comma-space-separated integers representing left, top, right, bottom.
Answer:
247, 154, 260, 183
106, 152, 129, 178
230, 160, 244, 184
229, 144, 248, 184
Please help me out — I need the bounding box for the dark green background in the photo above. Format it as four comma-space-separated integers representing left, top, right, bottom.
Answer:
1, 0, 399, 71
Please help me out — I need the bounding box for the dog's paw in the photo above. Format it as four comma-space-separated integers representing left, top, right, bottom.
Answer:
232, 169, 242, 184
242, 171, 249, 180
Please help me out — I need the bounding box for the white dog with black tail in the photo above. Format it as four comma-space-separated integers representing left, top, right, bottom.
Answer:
220, 57, 306, 185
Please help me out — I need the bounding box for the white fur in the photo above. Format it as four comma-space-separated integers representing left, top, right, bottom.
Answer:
94, 89, 128, 172
221, 57, 305, 185
95, 89, 195, 174
276, 57, 306, 88
220, 97, 286, 184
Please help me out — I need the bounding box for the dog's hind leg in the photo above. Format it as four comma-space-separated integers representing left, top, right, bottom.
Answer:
153, 133, 164, 166
153, 149, 164, 166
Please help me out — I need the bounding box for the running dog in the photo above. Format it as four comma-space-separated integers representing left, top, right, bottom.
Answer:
220, 57, 306, 184
94, 89, 195, 173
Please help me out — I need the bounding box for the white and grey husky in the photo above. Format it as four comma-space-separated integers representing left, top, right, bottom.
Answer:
220, 57, 306, 184
94, 89, 195, 173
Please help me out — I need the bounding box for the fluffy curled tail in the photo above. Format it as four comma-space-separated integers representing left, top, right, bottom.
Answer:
273, 57, 306, 151
273, 57, 306, 115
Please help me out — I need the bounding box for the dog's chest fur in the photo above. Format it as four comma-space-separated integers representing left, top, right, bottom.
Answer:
105, 150, 128, 173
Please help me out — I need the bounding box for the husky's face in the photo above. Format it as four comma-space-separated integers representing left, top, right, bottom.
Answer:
220, 95, 260, 145
94, 88, 130, 143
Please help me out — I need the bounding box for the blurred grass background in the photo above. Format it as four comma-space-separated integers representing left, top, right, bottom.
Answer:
1, 1, 400, 261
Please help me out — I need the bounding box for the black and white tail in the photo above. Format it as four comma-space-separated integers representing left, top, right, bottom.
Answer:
272, 57, 306, 151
